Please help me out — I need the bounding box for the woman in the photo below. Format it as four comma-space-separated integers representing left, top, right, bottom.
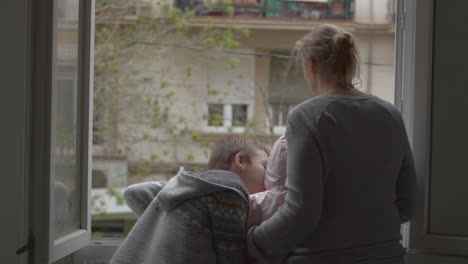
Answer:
247, 24, 417, 264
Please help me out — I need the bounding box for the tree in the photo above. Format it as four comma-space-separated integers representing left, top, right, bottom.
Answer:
94, 0, 253, 179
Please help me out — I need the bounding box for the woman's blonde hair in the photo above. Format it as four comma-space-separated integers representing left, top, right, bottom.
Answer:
293, 24, 360, 89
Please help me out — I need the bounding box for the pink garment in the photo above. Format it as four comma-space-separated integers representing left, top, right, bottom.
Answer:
248, 134, 288, 228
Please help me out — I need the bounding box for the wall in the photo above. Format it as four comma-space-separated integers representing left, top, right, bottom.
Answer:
354, 0, 391, 24
0, 1, 30, 263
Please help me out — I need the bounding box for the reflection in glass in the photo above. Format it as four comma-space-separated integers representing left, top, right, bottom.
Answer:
52, 0, 81, 240
232, 104, 248, 127
208, 104, 224, 127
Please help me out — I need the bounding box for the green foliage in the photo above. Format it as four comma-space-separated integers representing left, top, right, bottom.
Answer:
248, 119, 258, 128
186, 66, 193, 77
106, 187, 124, 206
207, 84, 220, 96
198, 140, 214, 149
191, 132, 201, 141
225, 6, 235, 16
208, 114, 223, 126
193, 165, 205, 173
185, 153, 195, 161
92, 232, 104, 238
150, 153, 160, 161
160, 80, 171, 89
227, 58, 241, 69
92, 2, 256, 218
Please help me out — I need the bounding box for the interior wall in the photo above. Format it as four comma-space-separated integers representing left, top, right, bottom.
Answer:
0, 1, 30, 264
427, 0, 468, 237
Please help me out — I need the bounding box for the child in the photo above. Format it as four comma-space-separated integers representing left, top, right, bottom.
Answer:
110, 136, 269, 264
247, 134, 287, 228
122, 134, 288, 230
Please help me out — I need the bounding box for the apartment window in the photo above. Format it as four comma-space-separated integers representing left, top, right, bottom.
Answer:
205, 103, 251, 133
27, 0, 422, 262
270, 103, 295, 134
268, 50, 308, 134
232, 104, 248, 127
207, 103, 224, 127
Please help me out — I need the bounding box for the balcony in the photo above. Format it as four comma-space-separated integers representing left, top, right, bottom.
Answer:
177, 0, 355, 20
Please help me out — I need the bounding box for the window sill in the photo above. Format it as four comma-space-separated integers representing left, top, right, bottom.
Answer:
73, 239, 122, 264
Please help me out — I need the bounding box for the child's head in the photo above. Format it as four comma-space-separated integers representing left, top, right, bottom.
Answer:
208, 136, 270, 194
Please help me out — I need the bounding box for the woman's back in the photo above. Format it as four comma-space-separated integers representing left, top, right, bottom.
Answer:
246, 24, 416, 264
286, 94, 414, 262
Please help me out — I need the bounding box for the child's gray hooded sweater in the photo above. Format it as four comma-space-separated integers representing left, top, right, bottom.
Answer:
110, 169, 250, 264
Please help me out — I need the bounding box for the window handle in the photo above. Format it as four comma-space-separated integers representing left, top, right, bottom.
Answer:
16, 233, 34, 256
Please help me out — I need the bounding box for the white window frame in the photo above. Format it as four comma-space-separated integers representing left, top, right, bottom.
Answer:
44, 0, 433, 262
268, 103, 296, 135
394, 0, 434, 250
31, 0, 94, 263
203, 102, 254, 134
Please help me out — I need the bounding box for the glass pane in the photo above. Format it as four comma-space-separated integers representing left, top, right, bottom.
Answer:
269, 50, 308, 105
232, 104, 248, 127
280, 104, 289, 127
208, 104, 224, 127
52, 0, 81, 240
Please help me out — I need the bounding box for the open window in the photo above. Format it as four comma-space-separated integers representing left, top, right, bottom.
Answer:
27, 0, 419, 263
30, 0, 94, 262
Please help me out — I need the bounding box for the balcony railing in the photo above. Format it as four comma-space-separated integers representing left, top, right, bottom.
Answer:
176, 0, 355, 20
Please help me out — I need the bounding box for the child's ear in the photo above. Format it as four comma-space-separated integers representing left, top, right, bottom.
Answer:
233, 152, 247, 170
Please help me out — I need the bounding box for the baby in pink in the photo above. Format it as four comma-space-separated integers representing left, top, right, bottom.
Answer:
247, 134, 288, 228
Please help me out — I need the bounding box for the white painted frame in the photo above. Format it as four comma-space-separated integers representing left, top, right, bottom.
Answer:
203, 103, 254, 134
31, 0, 94, 263
268, 104, 295, 136
393, 0, 418, 249
404, 0, 468, 258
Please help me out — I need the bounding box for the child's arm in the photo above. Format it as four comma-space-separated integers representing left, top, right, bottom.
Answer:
247, 112, 324, 263
247, 134, 288, 228
123, 181, 167, 216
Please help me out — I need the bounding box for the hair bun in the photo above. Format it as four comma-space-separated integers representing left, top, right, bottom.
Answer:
335, 33, 355, 52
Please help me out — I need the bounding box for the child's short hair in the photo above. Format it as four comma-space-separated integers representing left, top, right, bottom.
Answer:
208, 136, 270, 171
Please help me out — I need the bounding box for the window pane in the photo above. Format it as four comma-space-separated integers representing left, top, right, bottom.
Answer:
269, 50, 309, 105
232, 104, 248, 127
280, 104, 289, 127
91, 0, 396, 238
271, 104, 280, 126
208, 104, 224, 127
270, 103, 294, 127
52, 0, 81, 240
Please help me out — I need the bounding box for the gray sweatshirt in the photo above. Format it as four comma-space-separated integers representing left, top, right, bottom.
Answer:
110, 169, 250, 264
247, 95, 417, 264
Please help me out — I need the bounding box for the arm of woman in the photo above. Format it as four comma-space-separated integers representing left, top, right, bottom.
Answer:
395, 122, 417, 223
246, 112, 325, 263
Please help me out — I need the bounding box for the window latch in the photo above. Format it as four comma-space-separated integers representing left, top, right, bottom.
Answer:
16, 233, 34, 256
